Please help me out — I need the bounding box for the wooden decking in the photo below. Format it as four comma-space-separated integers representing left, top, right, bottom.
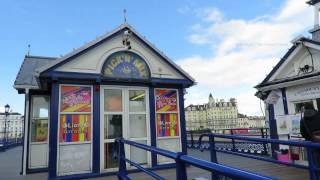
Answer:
187, 149, 309, 180
93, 149, 309, 180
0, 147, 309, 180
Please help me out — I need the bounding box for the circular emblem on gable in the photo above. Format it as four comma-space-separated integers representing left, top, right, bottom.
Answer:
102, 51, 150, 80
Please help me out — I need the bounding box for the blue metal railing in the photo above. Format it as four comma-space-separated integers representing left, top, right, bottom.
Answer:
0, 137, 23, 151
196, 133, 320, 180
114, 138, 274, 180
187, 128, 270, 155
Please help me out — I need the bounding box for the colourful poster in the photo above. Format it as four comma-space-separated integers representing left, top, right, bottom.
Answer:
157, 113, 179, 137
60, 114, 91, 142
155, 89, 177, 113
34, 120, 48, 142
276, 115, 289, 135
60, 86, 91, 112
290, 115, 301, 135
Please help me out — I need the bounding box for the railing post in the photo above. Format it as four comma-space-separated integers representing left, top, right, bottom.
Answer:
231, 130, 236, 152
190, 131, 194, 148
307, 146, 319, 180
209, 135, 219, 180
175, 152, 187, 180
261, 128, 267, 155
117, 139, 128, 180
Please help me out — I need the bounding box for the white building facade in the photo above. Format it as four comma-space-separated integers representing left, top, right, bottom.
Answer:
0, 112, 24, 141
185, 94, 238, 130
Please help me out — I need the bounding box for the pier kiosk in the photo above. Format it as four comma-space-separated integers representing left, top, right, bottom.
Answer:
255, 0, 320, 163
14, 23, 195, 179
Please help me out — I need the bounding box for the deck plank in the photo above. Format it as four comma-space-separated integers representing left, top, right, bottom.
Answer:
93, 150, 309, 180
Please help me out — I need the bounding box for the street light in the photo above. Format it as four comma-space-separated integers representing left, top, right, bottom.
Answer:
4, 104, 10, 147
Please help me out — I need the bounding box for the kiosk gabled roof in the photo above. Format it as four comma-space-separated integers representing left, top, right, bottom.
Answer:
14, 55, 57, 90
255, 37, 320, 89
35, 23, 195, 83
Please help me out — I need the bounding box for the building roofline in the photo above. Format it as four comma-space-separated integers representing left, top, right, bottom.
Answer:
255, 37, 320, 89
35, 23, 195, 83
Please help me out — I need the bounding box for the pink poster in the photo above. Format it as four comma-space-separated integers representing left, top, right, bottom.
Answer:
60, 86, 91, 112
155, 89, 177, 113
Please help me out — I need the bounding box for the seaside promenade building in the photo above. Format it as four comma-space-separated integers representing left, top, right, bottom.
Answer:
185, 94, 266, 131
185, 94, 238, 130
0, 112, 24, 141
14, 23, 195, 179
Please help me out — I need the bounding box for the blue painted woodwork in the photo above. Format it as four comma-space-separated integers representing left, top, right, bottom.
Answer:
92, 84, 100, 173
114, 138, 273, 180
281, 88, 288, 115
196, 133, 320, 180
48, 82, 59, 179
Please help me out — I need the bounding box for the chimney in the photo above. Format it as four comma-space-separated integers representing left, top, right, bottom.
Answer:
307, 0, 320, 41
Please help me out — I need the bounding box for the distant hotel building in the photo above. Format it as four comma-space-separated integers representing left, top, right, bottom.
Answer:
0, 112, 24, 141
185, 94, 238, 130
185, 94, 265, 130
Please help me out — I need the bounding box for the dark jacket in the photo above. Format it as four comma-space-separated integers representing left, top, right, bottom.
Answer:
300, 109, 320, 141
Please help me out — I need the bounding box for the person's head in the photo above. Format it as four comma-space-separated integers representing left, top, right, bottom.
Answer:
303, 103, 315, 112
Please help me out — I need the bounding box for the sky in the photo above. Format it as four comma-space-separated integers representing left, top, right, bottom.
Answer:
0, 0, 315, 115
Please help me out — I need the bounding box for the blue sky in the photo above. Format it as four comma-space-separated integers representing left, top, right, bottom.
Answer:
0, 0, 313, 114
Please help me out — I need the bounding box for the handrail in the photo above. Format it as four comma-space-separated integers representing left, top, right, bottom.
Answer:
114, 138, 274, 180
196, 133, 320, 180
199, 133, 320, 148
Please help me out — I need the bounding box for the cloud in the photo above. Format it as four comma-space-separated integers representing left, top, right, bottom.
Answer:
177, 5, 191, 14
178, 0, 313, 115
236, 90, 266, 116
196, 7, 223, 23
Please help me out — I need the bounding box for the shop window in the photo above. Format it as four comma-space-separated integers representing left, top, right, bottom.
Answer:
129, 90, 146, 112
155, 89, 180, 163
31, 96, 49, 142
59, 85, 92, 143
104, 114, 122, 139
104, 89, 122, 112
58, 85, 93, 175
155, 89, 179, 137
294, 101, 314, 113
59, 114, 91, 142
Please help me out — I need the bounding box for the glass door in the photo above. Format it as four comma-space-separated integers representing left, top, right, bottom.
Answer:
127, 89, 148, 165
101, 88, 124, 170
101, 86, 149, 171
29, 96, 49, 169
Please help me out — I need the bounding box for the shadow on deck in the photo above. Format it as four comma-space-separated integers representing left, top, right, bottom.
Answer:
95, 149, 308, 180
0, 147, 308, 180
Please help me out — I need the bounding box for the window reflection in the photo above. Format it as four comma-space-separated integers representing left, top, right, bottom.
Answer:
104, 115, 122, 139
104, 89, 122, 112
32, 96, 49, 118
31, 96, 49, 142
129, 90, 146, 112
104, 143, 118, 169
129, 114, 146, 138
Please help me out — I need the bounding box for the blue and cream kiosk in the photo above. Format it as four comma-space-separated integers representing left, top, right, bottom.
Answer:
14, 23, 195, 179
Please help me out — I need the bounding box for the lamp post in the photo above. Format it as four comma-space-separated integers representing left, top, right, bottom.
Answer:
4, 104, 10, 147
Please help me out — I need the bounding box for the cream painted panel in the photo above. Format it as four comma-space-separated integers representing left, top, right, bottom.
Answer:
56, 33, 185, 79
286, 81, 320, 102
29, 144, 48, 168
273, 90, 284, 116
273, 48, 320, 81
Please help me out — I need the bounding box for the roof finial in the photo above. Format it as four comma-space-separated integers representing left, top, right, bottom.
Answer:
123, 9, 127, 23
27, 44, 31, 56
